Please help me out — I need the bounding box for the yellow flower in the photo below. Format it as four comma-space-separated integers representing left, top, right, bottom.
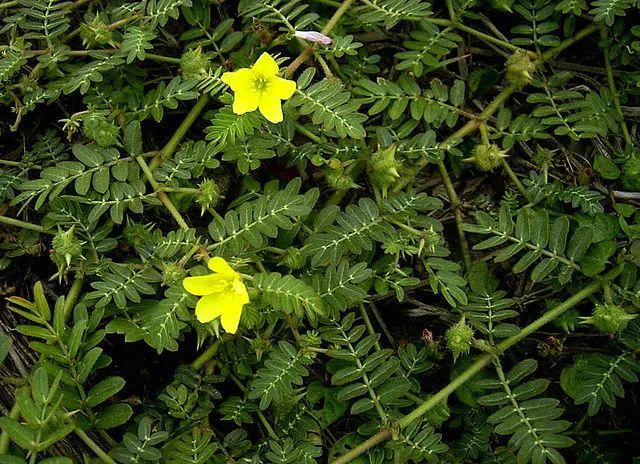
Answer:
221, 52, 296, 124
183, 257, 249, 334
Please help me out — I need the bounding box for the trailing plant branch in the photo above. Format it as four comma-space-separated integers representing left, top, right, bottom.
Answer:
437, 160, 472, 270
150, 94, 211, 170
74, 428, 117, 464
0, 215, 46, 233
331, 264, 623, 463
600, 26, 632, 147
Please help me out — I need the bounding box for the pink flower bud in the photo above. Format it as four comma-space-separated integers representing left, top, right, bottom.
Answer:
294, 30, 332, 45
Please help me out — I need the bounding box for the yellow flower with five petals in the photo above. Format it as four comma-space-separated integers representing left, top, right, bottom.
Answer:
221, 52, 296, 123
183, 257, 249, 334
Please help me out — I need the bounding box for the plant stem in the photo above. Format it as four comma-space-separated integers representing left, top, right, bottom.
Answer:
191, 337, 228, 370
136, 156, 190, 230
257, 411, 279, 440
420, 17, 533, 55
541, 24, 599, 61
501, 158, 532, 202
311, 0, 341, 6
359, 303, 382, 350
145, 53, 181, 64
600, 26, 632, 148
331, 429, 393, 464
368, 301, 395, 348
0, 401, 20, 454
331, 264, 623, 463
0, 0, 17, 10
0, 159, 40, 168
62, 277, 84, 322
446, 0, 456, 22
150, 94, 210, 170
74, 428, 117, 464
437, 160, 471, 269
294, 123, 323, 143
286, 0, 356, 77
0, 215, 45, 233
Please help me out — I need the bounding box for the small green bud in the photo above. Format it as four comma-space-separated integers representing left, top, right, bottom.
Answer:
621, 156, 640, 191
505, 50, 536, 89
421, 226, 441, 254
50, 228, 84, 277
470, 144, 507, 172
196, 180, 222, 214
80, 16, 114, 47
532, 147, 555, 168
554, 308, 579, 333
162, 262, 186, 286
445, 316, 474, 361
83, 113, 119, 147
123, 222, 153, 248
581, 304, 636, 334
299, 330, 322, 349
279, 247, 306, 270
180, 47, 211, 81
421, 395, 450, 427
368, 145, 401, 197
325, 160, 359, 190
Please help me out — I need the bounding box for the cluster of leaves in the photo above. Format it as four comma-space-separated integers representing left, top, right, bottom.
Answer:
1, 0, 640, 463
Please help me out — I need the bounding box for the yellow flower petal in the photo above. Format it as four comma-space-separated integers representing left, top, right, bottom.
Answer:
259, 94, 284, 123
183, 274, 228, 296
220, 300, 243, 334
221, 68, 255, 92
233, 279, 250, 304
271, 76, 296, 100
232, 89, 260, 114
252, 52, 279, 78
195, 292, 231, 323
207, 257, 238, 278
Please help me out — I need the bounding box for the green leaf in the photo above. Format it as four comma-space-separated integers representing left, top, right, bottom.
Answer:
0, 417, 35, 450
291, 68, 367, 138
33, 281, 51, 320
95, 403, 133, 429
253, 272, 324, 324
86, 376, 126, 407
124, 121, 143, 156
593, 154, 620, 179
578, 240, 615, 276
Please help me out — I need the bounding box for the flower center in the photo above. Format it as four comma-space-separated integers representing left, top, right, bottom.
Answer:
253, 76, 269, 91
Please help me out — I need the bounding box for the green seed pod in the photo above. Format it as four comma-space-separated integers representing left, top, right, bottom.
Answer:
299, 330, 322, 349
325, 162, 359, 191
196, 179, 222, 213
582, 304, 636, 334
80, 16, 114, 47
421, 395, 450, 427
51, 228, 84, 273
83, 113, 119, 147
554, 308, 579, 333
123, 222, 153, 247
421, 226, 441, 254
445, 316, 474, 361
162, 262, 186, 286
471, 144, 507, 172
368, 145, 401, 197
533, 147, 554, 168
505, 50, 536, 89
621, 156, 640, 191
180, 47, 211, 81
279, 247, 306, 270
